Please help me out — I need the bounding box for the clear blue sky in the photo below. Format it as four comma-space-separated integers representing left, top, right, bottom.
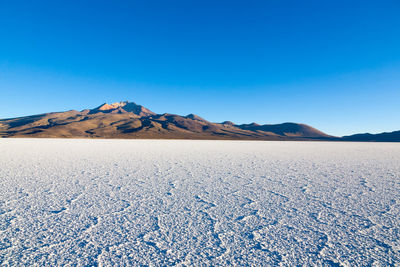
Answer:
1, 0, 399, 136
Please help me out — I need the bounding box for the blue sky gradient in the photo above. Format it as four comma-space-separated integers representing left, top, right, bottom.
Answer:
1, 0, 399, 136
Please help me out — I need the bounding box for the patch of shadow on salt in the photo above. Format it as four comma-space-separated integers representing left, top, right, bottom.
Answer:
253, 243, 282, 264
236, 211, 258, 222
49, 207, 66, 214
0, 238, 12, 250
374, 238, 391, 252
323, 259, 341, 266
236, 215, 246, 221
145, 241, 168, 255
78, 240, 88, 248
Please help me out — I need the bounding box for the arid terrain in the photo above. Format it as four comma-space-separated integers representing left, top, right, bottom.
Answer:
2, 101, 398, 141
0, 101, 336, 140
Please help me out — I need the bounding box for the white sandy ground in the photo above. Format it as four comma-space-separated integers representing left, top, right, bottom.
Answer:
0, 139, 399, 266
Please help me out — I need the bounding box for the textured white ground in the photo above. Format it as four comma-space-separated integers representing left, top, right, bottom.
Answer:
0, 139, 399, 266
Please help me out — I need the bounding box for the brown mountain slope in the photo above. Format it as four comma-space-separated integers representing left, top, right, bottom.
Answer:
0, 101, 335, 140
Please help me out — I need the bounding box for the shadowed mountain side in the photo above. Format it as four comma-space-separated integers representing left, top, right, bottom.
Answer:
237, 122, 331, 138
342, 131, 400, 142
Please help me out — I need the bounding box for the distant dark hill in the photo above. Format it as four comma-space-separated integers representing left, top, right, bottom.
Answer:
342, 130, 400, 142
4, 100, 390, 141
237, 122, 331, 138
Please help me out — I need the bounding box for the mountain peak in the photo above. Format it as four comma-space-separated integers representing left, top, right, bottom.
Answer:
96, 101, 130, 110
90, 101, 155, 116
222, 121, 235, 126
186, 114, 207, 122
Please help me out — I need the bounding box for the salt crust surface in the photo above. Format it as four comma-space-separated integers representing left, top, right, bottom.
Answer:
0, 139, 399, 266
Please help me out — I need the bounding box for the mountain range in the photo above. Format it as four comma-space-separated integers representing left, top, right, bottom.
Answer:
0, 101, 398, 141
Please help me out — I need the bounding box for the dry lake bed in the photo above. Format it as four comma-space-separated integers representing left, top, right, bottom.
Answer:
0, 139, 399, 266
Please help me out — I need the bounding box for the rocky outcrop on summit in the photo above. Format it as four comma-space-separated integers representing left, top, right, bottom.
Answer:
89, 101, 155, 116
